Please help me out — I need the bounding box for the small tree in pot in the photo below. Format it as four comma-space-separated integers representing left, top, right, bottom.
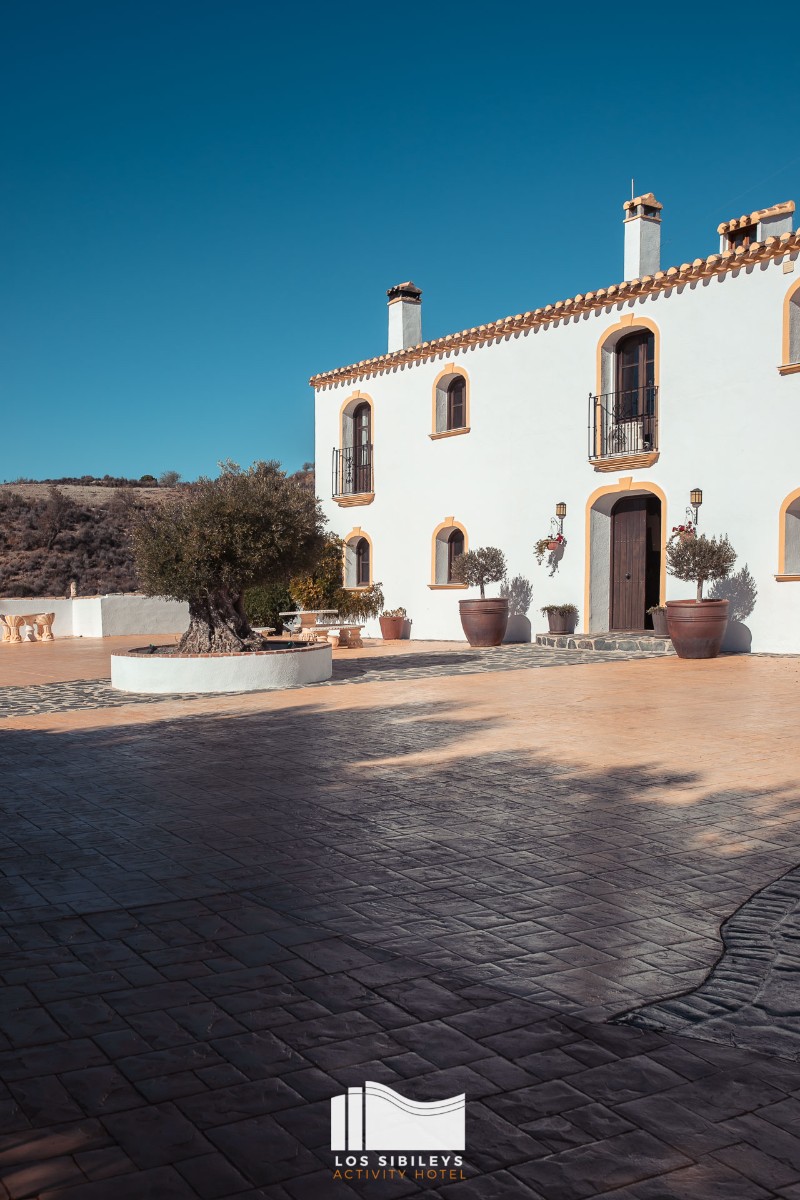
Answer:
666, 532, 737, 659
451, 547, 508, 646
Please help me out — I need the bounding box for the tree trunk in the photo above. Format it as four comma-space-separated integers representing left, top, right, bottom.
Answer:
177, 589, 265, 655
696, 578, 704, 602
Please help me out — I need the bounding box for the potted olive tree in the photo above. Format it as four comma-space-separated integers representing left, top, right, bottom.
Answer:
666, 532, 736, 659
451, 547, 508, 646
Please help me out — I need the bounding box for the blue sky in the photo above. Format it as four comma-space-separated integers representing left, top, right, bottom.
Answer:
2, 2, 799, 482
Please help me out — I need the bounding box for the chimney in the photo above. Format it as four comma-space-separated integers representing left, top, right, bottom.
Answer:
387, 281, 422, 352
623, 193, 662, 280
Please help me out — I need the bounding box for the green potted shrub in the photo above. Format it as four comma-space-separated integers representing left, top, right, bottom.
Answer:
541, 603, 579, 635
379, 606, 408, 640
665, 531, 736, 659
450, 547, 508, 646
647, 604, 668, 637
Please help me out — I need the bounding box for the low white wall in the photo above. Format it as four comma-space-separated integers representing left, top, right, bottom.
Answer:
0, 594, 189, 638
99, 595, 188, 636
111, 641, 332, 693
72, 598, 104, 637
0, 597, 75, 636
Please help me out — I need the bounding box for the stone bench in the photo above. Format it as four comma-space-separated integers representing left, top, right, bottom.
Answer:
0, 613, 56, 643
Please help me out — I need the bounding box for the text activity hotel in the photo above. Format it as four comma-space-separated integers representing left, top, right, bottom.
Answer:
313, 195, 800, 652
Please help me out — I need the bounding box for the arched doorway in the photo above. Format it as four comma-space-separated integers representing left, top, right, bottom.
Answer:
610, 495, 662, 629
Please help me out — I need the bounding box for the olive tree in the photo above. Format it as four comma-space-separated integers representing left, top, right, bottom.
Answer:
132, 460, 327, 654
451, 547, 507, 599
666, 532, 737, 602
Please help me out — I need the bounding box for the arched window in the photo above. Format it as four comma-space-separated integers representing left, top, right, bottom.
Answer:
446, 377, 466, 431
351, 403, 372, 494
343, 529, 373, 587
447, 529, 464, 581
336, 395, 374, 498
615, 331, 655, 420
355, 537, 370, 586
592, 320, 660, 464
783, 282, 800, 369
432, 519, 468, 585
433, 370, 469, 436
779, 490, 800, 578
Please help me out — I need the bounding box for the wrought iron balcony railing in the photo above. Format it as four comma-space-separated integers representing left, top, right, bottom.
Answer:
588, 386, 658, 461
332, 444, 373, 497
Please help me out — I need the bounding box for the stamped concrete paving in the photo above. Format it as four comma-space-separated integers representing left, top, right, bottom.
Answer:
2, 642, 800, 1197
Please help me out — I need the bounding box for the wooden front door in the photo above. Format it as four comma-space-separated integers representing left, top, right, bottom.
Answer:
610, 496, 661, 630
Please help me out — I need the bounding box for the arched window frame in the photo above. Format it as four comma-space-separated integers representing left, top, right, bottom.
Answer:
780, 280, 800, 375
431, 368, 471, 439
429, 518, 469, 588
777, 488, 800, 580
335, 392, 375, 505
592, 316, 661, 471
343, 527, 374, 588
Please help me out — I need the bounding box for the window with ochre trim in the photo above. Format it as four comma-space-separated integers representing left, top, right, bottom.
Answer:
344, 534, 372, 587
785, 498, 800, 573
434, 372, 468, 434
433, 525, 466, 584
788, 290, 800, 365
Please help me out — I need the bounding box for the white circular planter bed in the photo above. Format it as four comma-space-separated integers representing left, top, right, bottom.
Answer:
111, 641, 332, 694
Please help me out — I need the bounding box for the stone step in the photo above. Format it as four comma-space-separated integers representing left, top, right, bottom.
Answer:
535, 631, 675, 654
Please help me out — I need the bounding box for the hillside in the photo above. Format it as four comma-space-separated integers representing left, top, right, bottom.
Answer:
0, 465, 315, 598
0, 484, 173, 598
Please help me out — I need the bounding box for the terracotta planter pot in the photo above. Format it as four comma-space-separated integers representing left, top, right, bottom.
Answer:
666, 599, 729, 659
546, 611, 577, 635
546, 540, 560, 551
650, 609, 669, 637
379, 615, 405, 640
459, 598, 509, 647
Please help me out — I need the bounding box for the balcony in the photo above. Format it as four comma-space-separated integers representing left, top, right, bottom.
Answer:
332, 444, 374, 505
588, 387, 659, 472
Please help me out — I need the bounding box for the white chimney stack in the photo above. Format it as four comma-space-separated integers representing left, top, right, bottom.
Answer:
623, 193, 662, 280
387, 281, 422, 352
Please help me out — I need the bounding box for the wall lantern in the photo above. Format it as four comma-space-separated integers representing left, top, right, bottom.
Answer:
555, 502, 567, 534
690, 488, 703, 526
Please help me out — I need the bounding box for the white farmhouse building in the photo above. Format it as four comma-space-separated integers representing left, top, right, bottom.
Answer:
312, 195, 800, 653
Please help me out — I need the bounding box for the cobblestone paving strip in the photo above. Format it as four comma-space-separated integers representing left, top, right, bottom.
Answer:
0, 644, 668, 718
618, 864, 800, 1061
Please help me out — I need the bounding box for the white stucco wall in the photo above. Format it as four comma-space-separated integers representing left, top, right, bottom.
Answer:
99, 594, 189, 636
315, 246, 800, 653
0, 594, 189, 638
0, 598, 75, 636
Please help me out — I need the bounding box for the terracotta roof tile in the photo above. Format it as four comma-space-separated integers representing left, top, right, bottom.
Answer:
310, 227, 800, 389
717, 200, 794, 235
